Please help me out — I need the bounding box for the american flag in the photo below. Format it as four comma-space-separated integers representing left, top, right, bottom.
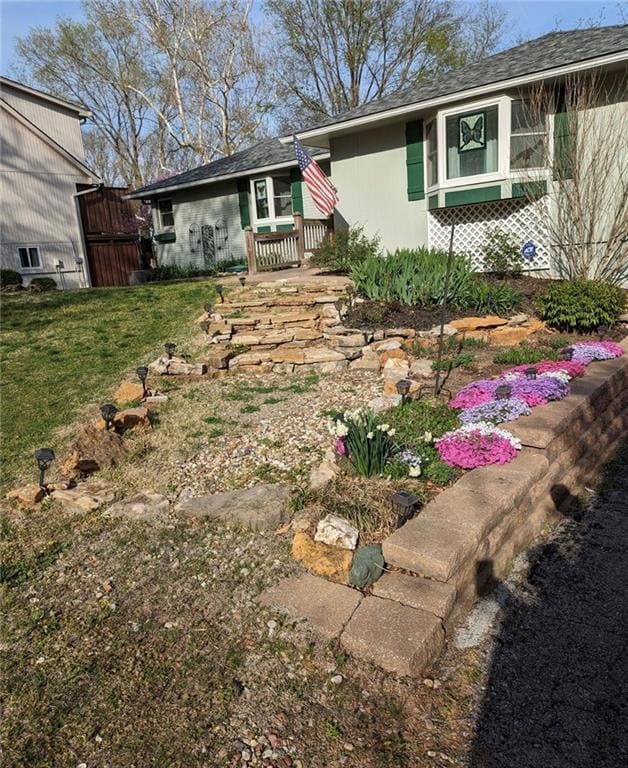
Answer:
293, 136, 338, 217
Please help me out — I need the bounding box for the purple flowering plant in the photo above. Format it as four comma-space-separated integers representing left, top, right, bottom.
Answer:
459, 396, 531, 425
571, 340, 624, 364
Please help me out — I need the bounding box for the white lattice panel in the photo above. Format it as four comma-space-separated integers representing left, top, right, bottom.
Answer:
427, 198, 550, 272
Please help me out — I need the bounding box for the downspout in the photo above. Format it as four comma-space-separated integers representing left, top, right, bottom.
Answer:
73, 184, 101, 288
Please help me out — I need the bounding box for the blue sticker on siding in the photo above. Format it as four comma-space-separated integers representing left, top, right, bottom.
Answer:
521, 241, 537, 262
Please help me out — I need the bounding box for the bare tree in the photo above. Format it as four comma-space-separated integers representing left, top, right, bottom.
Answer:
518, 71, 628, 285
129, 0, 274, 162
265, 0, 507, 126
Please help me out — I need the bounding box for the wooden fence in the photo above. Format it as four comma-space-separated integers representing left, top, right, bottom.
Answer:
245, 212, 333, 273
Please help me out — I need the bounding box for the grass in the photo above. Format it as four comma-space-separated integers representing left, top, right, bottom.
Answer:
0, 280, 214, 490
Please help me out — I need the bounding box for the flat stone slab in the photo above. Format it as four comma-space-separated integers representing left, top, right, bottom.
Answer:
372, 572, 456, 620
340, 596, 444, 677
175, 483, 290, 531
259, 573, 362, 639
106, 492, 170, 522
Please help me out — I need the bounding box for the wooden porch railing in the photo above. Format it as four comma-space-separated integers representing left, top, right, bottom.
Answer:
245, 212, 333, 273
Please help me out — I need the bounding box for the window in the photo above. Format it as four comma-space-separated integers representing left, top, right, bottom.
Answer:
18, 247, 40, 269
251, 175, 293, 222
426, 120, 438, 187
158, 199, 174, 227
510, 99, 546, 170
254, 179, 270, 220
446, 105, 498, 180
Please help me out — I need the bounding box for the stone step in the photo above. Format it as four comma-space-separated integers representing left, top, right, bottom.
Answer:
339, 595, 445, 677
372, 572, 456, 621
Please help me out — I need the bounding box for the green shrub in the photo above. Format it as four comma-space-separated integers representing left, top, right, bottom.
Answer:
536, 279, 626, 331
351, 247, 477, 307
29, 277, 57, 292
482, 228, 523, 277
493, 342, 560, 365
310, 225, 381, 273
385, 398, 460, 486
151, 263, 217, 281
0, 269, 22, 287
469, 279, 523, 314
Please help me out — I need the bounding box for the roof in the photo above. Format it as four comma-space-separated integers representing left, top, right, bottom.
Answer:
291, 24, 628, 139
128, 137, 329, 198
0, 76, 91, 118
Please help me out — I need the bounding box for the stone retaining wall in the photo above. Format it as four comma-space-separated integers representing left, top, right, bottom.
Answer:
260, 337, 628, 677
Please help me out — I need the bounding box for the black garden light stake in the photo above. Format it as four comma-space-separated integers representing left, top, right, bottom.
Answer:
346, 284, 355, 311
216, 284, 225, 303
203, 300, 213, 314
136, 366, 149, 398
35, 448, 55, 490
559, 347, 574, 361
164, 342, 176, 359
199, 319, 210, 334
391, 490, 420, 529
396, 379, 412, 405
238, 275, 246, 287
100, 403, 118, 431
525, 366, 537, 380
597, 325, 608, 340
495, 384, 512, 400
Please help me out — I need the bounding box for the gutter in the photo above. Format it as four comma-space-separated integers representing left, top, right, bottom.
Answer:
280, 49, 628, 144
126, 153, 331, 200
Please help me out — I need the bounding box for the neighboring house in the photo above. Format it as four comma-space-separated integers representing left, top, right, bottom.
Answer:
284, 25, 627, 273
0, 76, 101, 288
128, 138, 331, 269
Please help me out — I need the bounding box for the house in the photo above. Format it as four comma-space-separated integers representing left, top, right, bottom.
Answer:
127, 138, 331, 269
130, 25, 627, 274
0, 76, 101, 288
284, 24, 627, 274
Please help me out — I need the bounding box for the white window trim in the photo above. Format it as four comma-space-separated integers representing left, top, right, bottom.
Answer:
158, 198, 175, 229
17, 245, 43, 272
424, 94, 555, 193
250, 175, 293, 226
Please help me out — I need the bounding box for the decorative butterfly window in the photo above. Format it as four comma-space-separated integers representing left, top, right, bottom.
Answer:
458, 111, 486, 153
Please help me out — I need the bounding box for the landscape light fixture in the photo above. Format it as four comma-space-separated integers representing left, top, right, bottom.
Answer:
238, 275, 246, 287
100, 403, 118, 431
35, 448, 55, 490
597, 325, 608, 340
525, 367, 537, 380
495, 384, 512, 400
346, 284, 355, 310
559, 347, 573, 361
199, 319, 210, 334
164, 342, 176, 359
390, 490, 420, 529
136, 366, 149, 397
216, 284, 225, 303
396, 379, 412, 404
203, 300, 213, 314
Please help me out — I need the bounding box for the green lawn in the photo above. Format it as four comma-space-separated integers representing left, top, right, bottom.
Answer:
0, 280, 214, 491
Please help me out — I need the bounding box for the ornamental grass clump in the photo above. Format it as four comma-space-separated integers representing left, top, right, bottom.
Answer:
570, 340, 625, 364
328, 409, 396, 477
436, 422, 522, 469
459, 397, 531, 425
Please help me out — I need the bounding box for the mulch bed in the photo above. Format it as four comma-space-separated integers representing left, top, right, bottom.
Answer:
347, 301, 469, 331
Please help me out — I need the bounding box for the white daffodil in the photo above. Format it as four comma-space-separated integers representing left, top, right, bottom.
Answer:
409, 466, 422, 477
366, 431, 374, 439
423, 431, 433, 443
387, 428, 396, 437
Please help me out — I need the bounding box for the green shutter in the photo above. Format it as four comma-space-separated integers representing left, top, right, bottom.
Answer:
290, 168, 304, 215
553, 90, 574, 180
236, 179, 250, 228
405, 120, 425, 201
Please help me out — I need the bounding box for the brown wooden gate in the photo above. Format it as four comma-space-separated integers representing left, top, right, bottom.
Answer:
77, 185, 143, 287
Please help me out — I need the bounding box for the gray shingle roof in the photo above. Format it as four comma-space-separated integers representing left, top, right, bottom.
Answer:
301, 24, 628, 133
131, 137, 327, 197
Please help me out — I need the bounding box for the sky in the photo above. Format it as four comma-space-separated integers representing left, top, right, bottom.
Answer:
1, 0, 626, 73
